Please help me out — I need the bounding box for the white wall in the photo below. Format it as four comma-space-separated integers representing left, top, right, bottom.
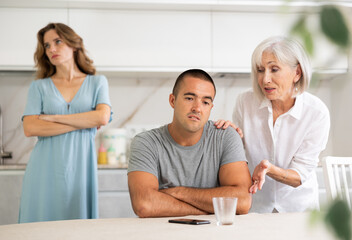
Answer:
0, 72, 253, 164
0, 70, 343, 164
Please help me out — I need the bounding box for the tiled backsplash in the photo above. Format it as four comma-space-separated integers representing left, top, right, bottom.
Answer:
0, 71, 333, 164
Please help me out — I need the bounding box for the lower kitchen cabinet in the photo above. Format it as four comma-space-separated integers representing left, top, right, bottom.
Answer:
0, 171, 23, 225
99, 192, 135, 218
0, 167, 331, 225
98, 169, 136, 218
0, 168, 135, 225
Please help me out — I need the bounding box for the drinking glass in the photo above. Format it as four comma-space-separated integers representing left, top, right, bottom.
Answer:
212, 197, 237, 226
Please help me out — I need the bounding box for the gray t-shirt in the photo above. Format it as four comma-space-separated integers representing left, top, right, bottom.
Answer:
128, 121, 246, 189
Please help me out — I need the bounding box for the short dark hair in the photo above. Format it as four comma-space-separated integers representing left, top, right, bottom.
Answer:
172, 69, 216, 98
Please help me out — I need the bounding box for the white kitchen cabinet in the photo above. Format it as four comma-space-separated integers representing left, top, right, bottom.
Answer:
0, 6, 348, 73
212, 12, 295, 72
0, 8, 68, 69
0, 166, 332, 225
68, 9, 212, 70
0, 168, 135, 225
0, 171, 23, 225
212, 11, 348, 72
98, 169, 136, 218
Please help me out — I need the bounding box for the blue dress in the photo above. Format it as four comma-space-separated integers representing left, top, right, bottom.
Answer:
19, 75, 111, 223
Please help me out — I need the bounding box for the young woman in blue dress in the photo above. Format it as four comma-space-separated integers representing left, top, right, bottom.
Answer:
19, 23, 112, 223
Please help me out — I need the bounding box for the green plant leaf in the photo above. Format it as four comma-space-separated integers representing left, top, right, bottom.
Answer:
309, 209, 323, 227
320, 5, 350, 49
324, 199, 351, 240
303, 30, 314, 55
290, 15, 314, 55
291, 15, 306, 34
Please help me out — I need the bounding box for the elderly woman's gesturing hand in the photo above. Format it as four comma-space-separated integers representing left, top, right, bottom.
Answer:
249, 160, 271, 194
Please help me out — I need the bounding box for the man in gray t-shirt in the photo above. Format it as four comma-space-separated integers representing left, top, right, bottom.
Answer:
128, 69, 252, 218
129, 121, 245, 189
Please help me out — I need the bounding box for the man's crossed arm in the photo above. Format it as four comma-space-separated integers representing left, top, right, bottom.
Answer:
128, 161, 252, 218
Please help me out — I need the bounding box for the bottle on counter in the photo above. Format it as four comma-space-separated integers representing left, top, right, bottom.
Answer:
98, 143, 107, 165
107, 145, 118, 165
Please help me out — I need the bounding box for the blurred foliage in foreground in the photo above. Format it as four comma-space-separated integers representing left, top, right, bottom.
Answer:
287, 2, 351, 56
285, 1, 351, 88
311, 199, 351, 240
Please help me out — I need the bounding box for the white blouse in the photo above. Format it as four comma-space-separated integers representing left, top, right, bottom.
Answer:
233, 90, 330, 213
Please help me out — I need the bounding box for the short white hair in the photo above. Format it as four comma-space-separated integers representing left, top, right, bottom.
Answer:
251, 36, 311, 99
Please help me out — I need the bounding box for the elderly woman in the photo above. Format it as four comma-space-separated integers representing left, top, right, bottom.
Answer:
216, 36, 330, 213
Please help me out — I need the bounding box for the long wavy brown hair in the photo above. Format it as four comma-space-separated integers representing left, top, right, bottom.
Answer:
34, 23, 96, 79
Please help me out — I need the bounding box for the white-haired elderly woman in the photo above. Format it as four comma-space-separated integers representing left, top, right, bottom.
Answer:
215, 36, 330, 213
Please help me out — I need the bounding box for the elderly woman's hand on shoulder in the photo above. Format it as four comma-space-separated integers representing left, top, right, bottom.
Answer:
214, 120, 243, 138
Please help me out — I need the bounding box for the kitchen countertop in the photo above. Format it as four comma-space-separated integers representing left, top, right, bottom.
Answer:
0, 164, 27, 170
0, 213, 333, 240
0, 164, 127, 170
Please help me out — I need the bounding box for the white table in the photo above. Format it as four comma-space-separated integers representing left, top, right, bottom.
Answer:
0, 213, 334, 240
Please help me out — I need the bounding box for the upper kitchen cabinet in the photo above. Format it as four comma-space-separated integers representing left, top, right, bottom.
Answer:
0, 2, 349, 73
212, 11, 348, 73
0, 8, 68, 70
68, 9, 212, 71
212, 12, 295, 72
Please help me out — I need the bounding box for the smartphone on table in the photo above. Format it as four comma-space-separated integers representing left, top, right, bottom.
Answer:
168, 218, 210, 225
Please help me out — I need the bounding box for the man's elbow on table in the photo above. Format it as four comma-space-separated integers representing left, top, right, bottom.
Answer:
236, 193, 252, 215
131, 199, 155, 218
